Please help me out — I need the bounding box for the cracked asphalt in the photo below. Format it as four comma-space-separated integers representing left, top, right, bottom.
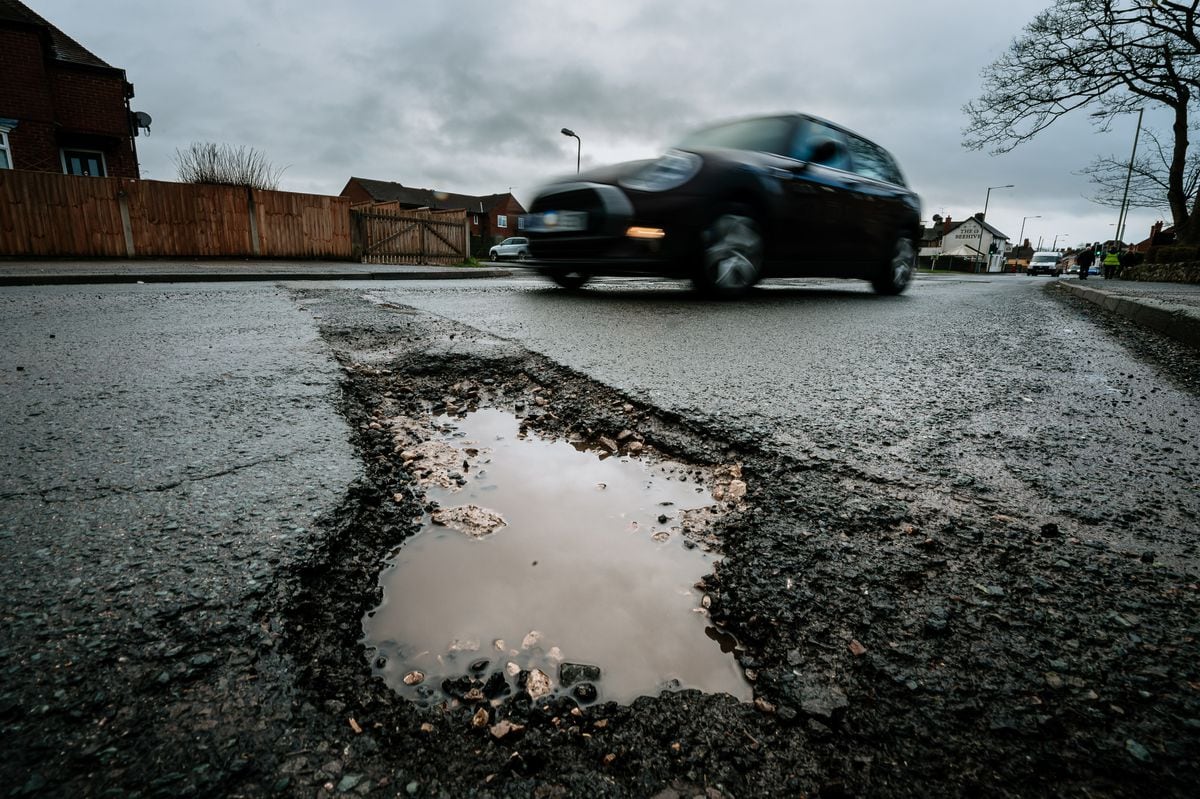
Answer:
1, 283, 358, 795
2, 273, 1198, 797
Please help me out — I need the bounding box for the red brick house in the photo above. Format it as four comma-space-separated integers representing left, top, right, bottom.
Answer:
341, 176, 526, 251
0, 0, 142, 178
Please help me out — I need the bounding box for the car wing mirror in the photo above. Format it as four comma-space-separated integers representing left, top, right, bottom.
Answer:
805, 138, 844, 167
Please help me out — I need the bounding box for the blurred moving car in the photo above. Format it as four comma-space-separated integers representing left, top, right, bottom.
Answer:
488, 237, 530, 261
1027, 251, 1063, 276
522, 113, 921, 297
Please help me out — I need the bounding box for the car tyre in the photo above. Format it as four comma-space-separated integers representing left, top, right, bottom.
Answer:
872, 233, 915, 295
547, 270, 590, 290
518, 250, 530, 262
695, 205, 763, 298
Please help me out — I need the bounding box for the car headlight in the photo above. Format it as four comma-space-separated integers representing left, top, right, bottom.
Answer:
619, 150, 702, 192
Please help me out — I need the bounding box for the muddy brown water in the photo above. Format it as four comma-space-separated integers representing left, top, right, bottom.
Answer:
362, 408, 751, 706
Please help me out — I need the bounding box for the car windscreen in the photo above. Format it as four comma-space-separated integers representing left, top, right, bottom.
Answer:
676, 117, 794, 156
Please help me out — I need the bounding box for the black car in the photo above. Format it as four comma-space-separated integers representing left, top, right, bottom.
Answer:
523, 113, 921, 297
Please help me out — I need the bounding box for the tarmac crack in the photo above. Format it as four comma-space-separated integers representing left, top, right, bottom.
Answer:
0, 449, 321, 503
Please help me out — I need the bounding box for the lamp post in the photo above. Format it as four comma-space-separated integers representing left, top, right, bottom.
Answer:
1052, 233, 1069, 249
1091, 108, 1143, 244
1017, 215, 1040, 248
1017, 214, 1040, 271
561, 127, 581, 174
976, 184, 1014, 273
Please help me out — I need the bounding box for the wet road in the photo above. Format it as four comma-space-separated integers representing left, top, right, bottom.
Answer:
2, 272, 1199, 796
0, 283, 360, 795
367, 271, 1200, 568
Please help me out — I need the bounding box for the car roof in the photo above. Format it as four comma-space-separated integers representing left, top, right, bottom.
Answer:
683, 112, 901, 163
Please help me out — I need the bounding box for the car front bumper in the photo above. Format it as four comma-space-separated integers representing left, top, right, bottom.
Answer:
524, 181, 704, 275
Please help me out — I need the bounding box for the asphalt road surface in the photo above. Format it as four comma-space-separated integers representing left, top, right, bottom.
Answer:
369, 271, 1200, 569
2, 272, 1197, 797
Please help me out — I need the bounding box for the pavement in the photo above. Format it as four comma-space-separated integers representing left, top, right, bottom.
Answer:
1053, 276, 1200, 349
0, 259, 513, 285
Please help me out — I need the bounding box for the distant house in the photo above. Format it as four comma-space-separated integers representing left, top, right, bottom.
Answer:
0, 0, 143, 178
1133, 220, 1175, 253
922, 213, 1010, 272
340, 177, 526, 248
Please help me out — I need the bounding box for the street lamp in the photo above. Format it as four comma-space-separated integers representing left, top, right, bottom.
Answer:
1017, 215, 1040, 249
1015, 215, 1040, 272
976, 184, 1014, 273
1091, 108, 1143, 244
1052, 233, 1069, 249
561, 127, 581, 174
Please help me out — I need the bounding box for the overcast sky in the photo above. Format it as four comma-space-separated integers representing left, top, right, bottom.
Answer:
37, 0, 1177, 250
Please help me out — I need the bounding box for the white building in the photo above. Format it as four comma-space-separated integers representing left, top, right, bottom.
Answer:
924, 215, 1010, 272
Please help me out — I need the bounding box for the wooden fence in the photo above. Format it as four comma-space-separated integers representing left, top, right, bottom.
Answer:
352, 204, 468, 265
0, 169, 353, 259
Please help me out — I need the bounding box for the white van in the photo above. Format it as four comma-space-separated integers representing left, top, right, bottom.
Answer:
1027, 251, 1062, 277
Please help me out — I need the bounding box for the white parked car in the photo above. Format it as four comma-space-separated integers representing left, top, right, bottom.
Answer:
488, 237, 530, 261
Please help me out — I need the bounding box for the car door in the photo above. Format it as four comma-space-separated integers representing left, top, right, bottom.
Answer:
777, 119, 859, 273
840, 134, 913, 265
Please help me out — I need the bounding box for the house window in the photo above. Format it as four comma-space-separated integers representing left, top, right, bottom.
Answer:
497, 214, 508, 229
61, 149, 107, 177
0, 129, 11, 169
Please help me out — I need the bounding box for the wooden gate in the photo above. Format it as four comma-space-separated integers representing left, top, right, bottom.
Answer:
353, 204, 468, 265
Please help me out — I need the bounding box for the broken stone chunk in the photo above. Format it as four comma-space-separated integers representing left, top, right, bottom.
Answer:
798, 682, 849, 722
726, 479, 747, 501
490, 719, 525, 740
559, 662, 602, 687
572, 682, 598, 702
598, 436, 619, 453
472, 708, 490, 728
524, 668, 553, 700
403, 671, 425, 686
430, 505, 506, 538
521, 630, 543, 649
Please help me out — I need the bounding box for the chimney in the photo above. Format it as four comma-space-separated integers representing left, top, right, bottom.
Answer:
942, 216, 952, 235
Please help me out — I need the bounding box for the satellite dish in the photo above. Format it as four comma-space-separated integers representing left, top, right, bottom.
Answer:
133, 111, 152, 135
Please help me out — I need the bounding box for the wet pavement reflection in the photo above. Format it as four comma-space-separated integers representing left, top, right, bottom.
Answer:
363, 409, 750, 706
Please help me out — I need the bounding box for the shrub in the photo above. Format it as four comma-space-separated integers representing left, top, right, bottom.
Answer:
173, 142, 286, 190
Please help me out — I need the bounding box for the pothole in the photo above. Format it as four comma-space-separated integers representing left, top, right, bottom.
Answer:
362, 407, 752, 706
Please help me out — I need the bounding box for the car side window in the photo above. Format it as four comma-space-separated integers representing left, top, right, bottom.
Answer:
846, 135, 903, 185
791, 121, 850, 171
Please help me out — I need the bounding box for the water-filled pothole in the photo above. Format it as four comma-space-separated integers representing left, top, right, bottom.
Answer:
362, 408, 751, 706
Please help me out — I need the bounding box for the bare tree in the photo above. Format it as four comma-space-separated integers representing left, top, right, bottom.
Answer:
173, 142, 286, 190
1078, 126, 1200, 213
963, 0, 1200, 242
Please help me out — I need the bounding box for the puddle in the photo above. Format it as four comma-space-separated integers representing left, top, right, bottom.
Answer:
362, 408, 751, 706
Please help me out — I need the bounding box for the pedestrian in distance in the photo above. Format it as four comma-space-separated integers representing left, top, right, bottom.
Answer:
1075, 246, 1095, 280
1102, 243, 1121, 279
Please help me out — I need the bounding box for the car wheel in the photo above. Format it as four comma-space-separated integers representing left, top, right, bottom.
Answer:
695, 206, 763, 298
518, 250, 530, 262
872, 233, 915, 295
548, 270, 590, 290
